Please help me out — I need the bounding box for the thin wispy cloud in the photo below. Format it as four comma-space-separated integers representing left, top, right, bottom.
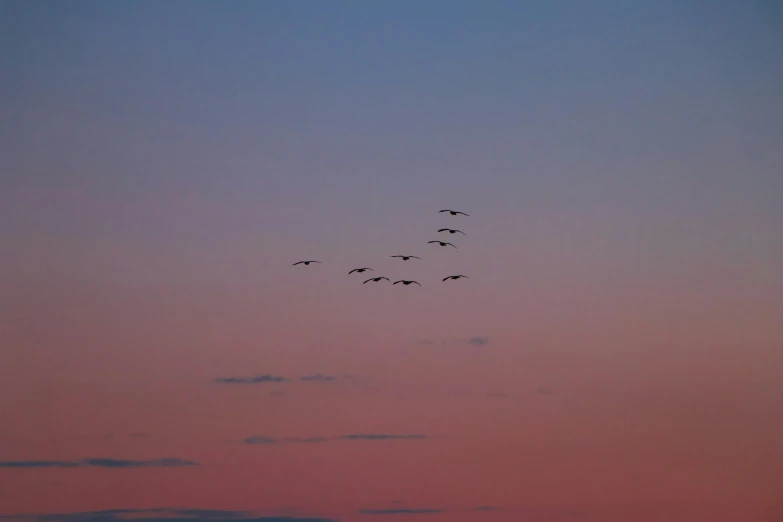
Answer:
468, 336, 490, 346
284, 437, 330, 443
358, 509, 444, 515
214, 374, 289, 384
244, 436, 278, 445
0, 508, 337, 522
340, 434, 427, 440
473, 506, 499, 511
0, 458, 198, 469
243, 434, 428, 445
300, 374, 336, 382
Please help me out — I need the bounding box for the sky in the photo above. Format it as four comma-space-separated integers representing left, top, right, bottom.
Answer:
1, 0, 782, 520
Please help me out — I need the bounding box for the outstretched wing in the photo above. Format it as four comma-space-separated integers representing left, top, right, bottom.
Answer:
412, 281, 422, 286
349, 269, 359, 274
456, 211, 469, 216
442, 276, 450, 282
410, 256, 421, 259
393, 280, 402, 285
293, 261, 304, 265
446, 243, 457, 249
459, 275, 469, 278
427, 241, 438, 244
455, 229, 466, 235
438, 209, 451, 213
379, 277, 390, 281
390, 255, 402, 258
365, 268, 374, 271
438, 228, 449, 232
363, 278, 374, 284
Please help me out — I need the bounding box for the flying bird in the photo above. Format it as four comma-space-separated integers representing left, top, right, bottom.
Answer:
393, 280, 421, 286
391, 255, 421, 261
438, 228, 466, 235
363, 276, 390, 284
428, 240, 457, 249
293, 260, 321, 266
442, 275, 469, 282
438, 209, 469, 216
349, 268, 374, 274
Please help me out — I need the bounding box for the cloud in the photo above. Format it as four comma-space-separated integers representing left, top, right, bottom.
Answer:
284, 437, 329, 443
358, 509, 444, 515
473, 506, 499, 511
0, 458, 198, 469
0, 461, 80, 469
340, 434, 427, 441
0, 508, 337, 522
244, 435, 278, 445
536, 387, 554, 395
299, 374, 336, 382
242, 434, 428, 445
214, 374, 288, 384
468, 336, 490, 346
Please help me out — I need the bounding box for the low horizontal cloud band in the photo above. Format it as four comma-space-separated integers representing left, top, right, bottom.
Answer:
0, 458, 198, 469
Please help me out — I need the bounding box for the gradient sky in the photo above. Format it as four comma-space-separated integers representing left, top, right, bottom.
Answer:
1, 1, 782, 521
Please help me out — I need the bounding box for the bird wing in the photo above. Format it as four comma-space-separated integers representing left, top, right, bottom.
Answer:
456, 230, 466, 235
427, 241, 438, 244
293, 261, 303, 265
312, 261, 322, 263
456, 212, 469, 216
411, 256, 421, 259
365, 268, 374, 271
349, 269, 358, 274
438, 228, 449, 232
390, 255, 402, 258
412, 281, 422, 286
447, 243, 457, 248
442, 276, 450, 281
380, 277, 390, 281
363, 278, 374, 284
459, 275, 469, 278
393, 280, 402, 285
438, 209, 451, 213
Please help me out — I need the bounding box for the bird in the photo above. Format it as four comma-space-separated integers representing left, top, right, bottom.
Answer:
438, 209, 469, 216
363, 276, 390, 284
293, 260, 321, 266
438, 228, 466, 235
393, 280, 421, 286
391, 255, 421, 261
349, 268, 373, 274
428, 240, 457, 249
442, 275, 469, 282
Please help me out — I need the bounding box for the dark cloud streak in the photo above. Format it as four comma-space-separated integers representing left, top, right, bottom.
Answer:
0, 458, 198, 469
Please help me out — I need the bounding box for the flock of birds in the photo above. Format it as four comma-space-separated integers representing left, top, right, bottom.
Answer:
292, 209, 470, 286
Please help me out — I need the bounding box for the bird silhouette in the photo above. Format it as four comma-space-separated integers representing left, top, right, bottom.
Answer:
438, 209, 469, 216
438, 228, 466, 235
391, 255, 421, 261
363, 276, 390, 284
393, 280, 421, 286
442, 275, 469, 282
428, 241, 457, 249
349, 268, 373, 274
293, 260, 321, 266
